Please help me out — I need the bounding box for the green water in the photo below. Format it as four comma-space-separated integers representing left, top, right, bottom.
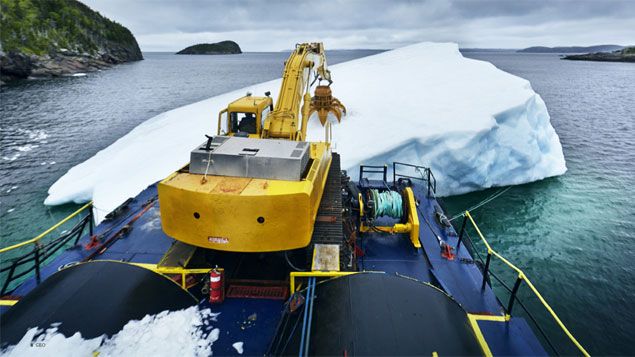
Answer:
448, 52, 635, 355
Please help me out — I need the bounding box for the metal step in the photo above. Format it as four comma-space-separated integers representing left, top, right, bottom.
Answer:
158, 241, 197, 268
311, 244, 340, 271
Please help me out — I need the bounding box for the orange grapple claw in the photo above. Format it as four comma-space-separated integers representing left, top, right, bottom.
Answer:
309, 85, 347, 126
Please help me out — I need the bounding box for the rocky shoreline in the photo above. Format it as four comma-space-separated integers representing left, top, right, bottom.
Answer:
562, 47, 635, 63
0, 49, 142, 84
0, 0, 143, 85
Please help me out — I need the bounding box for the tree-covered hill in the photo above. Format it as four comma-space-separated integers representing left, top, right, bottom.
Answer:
0, 0, 142, 82
176, 41, 242, 55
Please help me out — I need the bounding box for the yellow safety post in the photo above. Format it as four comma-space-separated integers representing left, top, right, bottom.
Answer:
289, 271, 357, 293
130, 263, 214, 289
464, 211, 590, 357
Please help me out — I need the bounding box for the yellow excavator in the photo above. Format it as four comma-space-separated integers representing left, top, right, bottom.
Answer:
158, 42, 347, 253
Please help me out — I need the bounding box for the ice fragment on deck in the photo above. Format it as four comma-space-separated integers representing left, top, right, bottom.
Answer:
1, 306, 219, 356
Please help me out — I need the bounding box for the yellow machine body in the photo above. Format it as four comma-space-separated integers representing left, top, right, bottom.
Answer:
158, 42, 345, 253
158, 142, 332, 252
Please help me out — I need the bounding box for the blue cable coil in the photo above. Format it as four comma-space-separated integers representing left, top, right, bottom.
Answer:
370, 189, 403, 219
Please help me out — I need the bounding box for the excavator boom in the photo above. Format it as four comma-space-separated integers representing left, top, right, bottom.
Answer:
262, 43, 346, 140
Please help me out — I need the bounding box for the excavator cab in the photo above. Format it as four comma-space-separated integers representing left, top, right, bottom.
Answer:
218, 93, 273, 138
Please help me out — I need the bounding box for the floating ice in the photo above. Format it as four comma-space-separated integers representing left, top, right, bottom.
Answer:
2, 129, 49, 161
45, 42, 566, 222
20, 128, 49, 142
2, 154, 19, 161
232, 341, 244, 354
1, 306, 219, 357
15, 144, 39, 152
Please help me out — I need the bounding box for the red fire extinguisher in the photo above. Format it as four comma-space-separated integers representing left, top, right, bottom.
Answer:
209, 267, 225, 304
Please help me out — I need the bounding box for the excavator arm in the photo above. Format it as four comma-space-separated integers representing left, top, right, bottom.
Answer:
261, 42, 346, 140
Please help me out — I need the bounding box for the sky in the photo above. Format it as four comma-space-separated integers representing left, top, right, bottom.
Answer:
82, 0, 635, 52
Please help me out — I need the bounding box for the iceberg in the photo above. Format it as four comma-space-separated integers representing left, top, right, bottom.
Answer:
45, 42, 566, 222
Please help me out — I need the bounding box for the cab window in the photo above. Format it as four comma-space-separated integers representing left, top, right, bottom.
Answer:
219, 111, 228, 135
260, 106, 271, 128
230, 112, 257, 134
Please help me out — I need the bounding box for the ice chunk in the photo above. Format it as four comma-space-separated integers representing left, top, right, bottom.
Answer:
232, 341, 244, 354
1, 306, 219, 357
45, 42, 565, 221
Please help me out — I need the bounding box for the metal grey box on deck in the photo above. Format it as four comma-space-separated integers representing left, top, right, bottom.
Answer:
189, 136, 310, 181
189, 136, 228, 174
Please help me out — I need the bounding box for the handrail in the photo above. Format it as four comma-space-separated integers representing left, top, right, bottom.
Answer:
131, 263, 213, 290
459, 210, 590, 357
289, 271, 357, 293
465, 211, 523, 276
392, 162, 436, 197
359, 164, 388, 183
0, 202, 94, 295
0, 202, 93, 254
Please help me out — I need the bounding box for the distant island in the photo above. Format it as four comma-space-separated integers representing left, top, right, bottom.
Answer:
562, 47, 635, 63
176, 41, 242, 55
460, 48, 517, 53
518, 45, 624, 53
0, 0, 142, 83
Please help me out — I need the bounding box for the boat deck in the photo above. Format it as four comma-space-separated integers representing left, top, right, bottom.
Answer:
358, 181, 545, 355
2, 180, 546, 355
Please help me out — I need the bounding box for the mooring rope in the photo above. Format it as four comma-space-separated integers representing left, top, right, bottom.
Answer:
370, 189, 403, 219
201, 148, 214, 184
448, 186, 512, 222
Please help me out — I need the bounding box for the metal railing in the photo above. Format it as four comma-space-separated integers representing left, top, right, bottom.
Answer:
455, 210, 590, 356
0, 202, 94, 295
130, 263, 213, 290
289, 271, 357, 293
392, 162, 436, 197
357, 162, 436, 198
359, 164, 388, 183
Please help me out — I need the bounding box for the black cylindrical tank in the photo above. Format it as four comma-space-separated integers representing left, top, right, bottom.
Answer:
0, 261, 197, 347
273, 273, 482, 356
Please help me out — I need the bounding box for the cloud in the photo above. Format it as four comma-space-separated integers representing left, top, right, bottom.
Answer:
82, 0, 635, 51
